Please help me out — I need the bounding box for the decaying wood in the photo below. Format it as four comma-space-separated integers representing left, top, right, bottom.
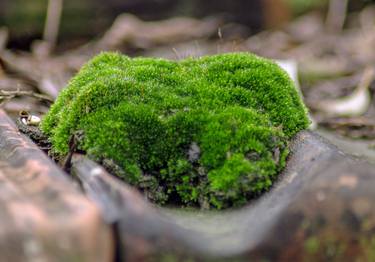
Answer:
71, 131, 375, 261
72, 153, 205, 261
0, 109, 114, 262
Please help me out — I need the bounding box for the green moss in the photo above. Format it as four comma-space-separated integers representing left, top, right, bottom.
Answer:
360, 236, 375, 261
41, 52, 309, 209
304, 237, 320, 255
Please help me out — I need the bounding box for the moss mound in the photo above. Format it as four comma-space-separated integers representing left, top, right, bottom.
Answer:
41, 52, 309, 209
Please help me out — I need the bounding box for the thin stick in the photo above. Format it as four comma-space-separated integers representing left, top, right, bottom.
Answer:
326, 0, 349, 32
217, 27, 223, 54
43, 0, 64, 50
0, 89, 54, 103
357, 66, 375, 92
172, 47, 181, 60
0, 27, 8, 51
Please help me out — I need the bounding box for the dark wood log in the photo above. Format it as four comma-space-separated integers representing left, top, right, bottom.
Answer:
72, 131, 375, 261
0, 110, 114, 262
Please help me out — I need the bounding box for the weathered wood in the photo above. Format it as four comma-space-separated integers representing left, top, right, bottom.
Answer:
72, 154, 198, 261
0, 110, 114, 262
72, 131, 375, 261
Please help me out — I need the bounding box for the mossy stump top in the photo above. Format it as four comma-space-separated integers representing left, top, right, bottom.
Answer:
41, 52, 309, 209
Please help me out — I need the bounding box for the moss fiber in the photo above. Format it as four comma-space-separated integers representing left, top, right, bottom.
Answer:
41, 52, 309, 209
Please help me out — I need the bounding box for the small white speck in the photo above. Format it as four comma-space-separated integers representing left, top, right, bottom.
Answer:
90, 167, 102, 176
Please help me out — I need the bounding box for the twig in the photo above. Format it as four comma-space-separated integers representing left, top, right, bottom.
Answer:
43, 0, 64, 51
63, 131, 84, 173
171, 47, 181, 60
0, 89, 54, 103
0, 27, 8, 51
217, 27, 223, 54
326, 0, 348, 32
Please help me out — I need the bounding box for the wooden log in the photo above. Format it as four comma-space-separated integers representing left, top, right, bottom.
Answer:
0, 110, 114, 262
71, 154, 198, 261
72, 131, 375, 261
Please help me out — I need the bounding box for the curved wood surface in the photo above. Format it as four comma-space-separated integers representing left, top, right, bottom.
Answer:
72, 131, 375, 261
0, 110, 114, 262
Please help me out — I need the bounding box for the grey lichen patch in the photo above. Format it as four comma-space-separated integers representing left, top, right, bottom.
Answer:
41, 52, 309, 209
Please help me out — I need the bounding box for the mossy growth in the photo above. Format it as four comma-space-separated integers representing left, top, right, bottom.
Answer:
41, 52, 309, 209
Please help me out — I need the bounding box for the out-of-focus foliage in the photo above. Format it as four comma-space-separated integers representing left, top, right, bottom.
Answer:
0, 0, 47, 37
0, 0, 276, 48
0, 0, 104, 48
285, 0, 328, 15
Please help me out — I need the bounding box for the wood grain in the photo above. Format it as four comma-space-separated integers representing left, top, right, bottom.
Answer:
0, 110, 114, 262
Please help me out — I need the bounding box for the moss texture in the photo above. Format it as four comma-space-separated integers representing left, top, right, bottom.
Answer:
41, 52, 309, 209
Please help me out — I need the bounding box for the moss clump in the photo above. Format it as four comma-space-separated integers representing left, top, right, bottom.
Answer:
41, 52, 309, 209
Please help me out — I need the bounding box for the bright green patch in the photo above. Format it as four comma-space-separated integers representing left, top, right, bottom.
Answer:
41, 52, 309, 209
305, 237, 320, 254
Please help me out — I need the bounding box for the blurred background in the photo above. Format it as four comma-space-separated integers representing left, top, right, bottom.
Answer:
1, 0, 375, 160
